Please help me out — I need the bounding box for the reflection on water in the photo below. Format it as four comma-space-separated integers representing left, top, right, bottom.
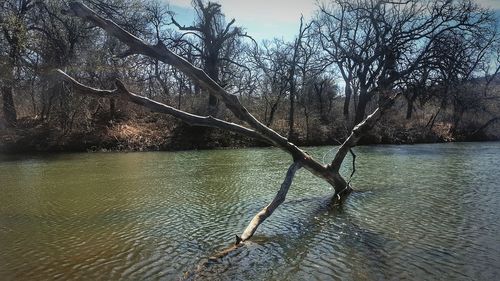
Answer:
1, 142, 499, 280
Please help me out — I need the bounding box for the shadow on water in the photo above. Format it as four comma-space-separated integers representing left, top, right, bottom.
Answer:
186, 191, 395, 281
0, 152, 73, 163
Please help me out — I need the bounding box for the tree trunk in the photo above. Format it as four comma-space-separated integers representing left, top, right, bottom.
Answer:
2, 86, 17, 127
304, 107, 310, 141
266, 101, 278, 127
208, 94, 218, 115
427, 107, 441, 131
353, 89, 359, 116
451, 105, 464, 135
343, 84, 352, 117
288, 86, 296, 140
205, 55, 219, 116
177, 80, 183, 109
406, 97, 414, 119
354, 89, 370, 125
405, 92, 418, 120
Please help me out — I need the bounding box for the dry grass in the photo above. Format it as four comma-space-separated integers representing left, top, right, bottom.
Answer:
100, 119, 172, 151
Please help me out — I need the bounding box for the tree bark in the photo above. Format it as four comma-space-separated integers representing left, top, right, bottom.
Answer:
354, 89, 370, 125
343, 84, 352, 117
205, 56, 220, 116
109, 98, 116, 119
239, 161, 302, 242
288, 89, 296, 140
2, 86, 17, 127
406, 96, 414, 119
266, 101, 279, 127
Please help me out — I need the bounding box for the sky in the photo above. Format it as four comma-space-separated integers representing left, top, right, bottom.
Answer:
480, 0, 500, 9
167, 0, 318, 41
167, 0, 500, 41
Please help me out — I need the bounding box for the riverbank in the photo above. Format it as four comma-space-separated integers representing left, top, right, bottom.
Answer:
0, 117, 262, 153
1, 115, 498, 154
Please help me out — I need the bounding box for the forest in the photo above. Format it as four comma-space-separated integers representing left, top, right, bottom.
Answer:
1, 0, 499, 153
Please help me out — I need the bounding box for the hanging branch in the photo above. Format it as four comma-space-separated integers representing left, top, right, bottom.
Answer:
348, 148, 356, 180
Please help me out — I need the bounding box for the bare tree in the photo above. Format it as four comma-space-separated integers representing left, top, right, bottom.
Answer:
297, 75, 339, 140
315, 0, 496, 126
0, 0, 35, 126
287, 16, 312, 140
170, 0, 248, 116
250, 39, 291, 127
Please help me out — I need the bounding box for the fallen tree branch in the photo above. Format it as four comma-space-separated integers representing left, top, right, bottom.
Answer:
63, 2, 348, 192
329, 93, 400, 172
348, 148, 356, 181
239, 161, 302, 242
56, 69, 268, 143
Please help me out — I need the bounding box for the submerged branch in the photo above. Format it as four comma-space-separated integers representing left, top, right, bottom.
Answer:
185, 161, 302, 278
239, 161, 302, 243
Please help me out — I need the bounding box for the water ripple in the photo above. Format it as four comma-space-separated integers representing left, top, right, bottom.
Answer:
1, 143, 499, 280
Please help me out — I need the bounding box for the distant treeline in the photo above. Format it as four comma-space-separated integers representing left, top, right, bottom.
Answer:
1, 0, 499, 152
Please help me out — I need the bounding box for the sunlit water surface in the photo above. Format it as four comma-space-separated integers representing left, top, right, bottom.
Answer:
1, 142, 499, 280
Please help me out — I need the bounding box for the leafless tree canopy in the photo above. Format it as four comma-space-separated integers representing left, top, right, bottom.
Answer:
315, 0, 498, 125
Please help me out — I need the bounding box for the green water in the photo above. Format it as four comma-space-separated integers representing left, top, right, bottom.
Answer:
0, 142, 499, 280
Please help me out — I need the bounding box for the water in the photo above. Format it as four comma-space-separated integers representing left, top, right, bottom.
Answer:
0, 142, 499, 280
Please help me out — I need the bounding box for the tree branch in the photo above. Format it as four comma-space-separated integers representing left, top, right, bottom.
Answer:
238, 161, 302, 243
64, 2, 287, 146
329, 92, 400, 171
169, 16, 202, 32
55, 69, 268, 142
63, 1, 350, 194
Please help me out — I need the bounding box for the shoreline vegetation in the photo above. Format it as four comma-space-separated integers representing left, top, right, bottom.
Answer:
2, 112, 498, 154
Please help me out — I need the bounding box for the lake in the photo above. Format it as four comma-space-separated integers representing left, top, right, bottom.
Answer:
1, 142, 499, 280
